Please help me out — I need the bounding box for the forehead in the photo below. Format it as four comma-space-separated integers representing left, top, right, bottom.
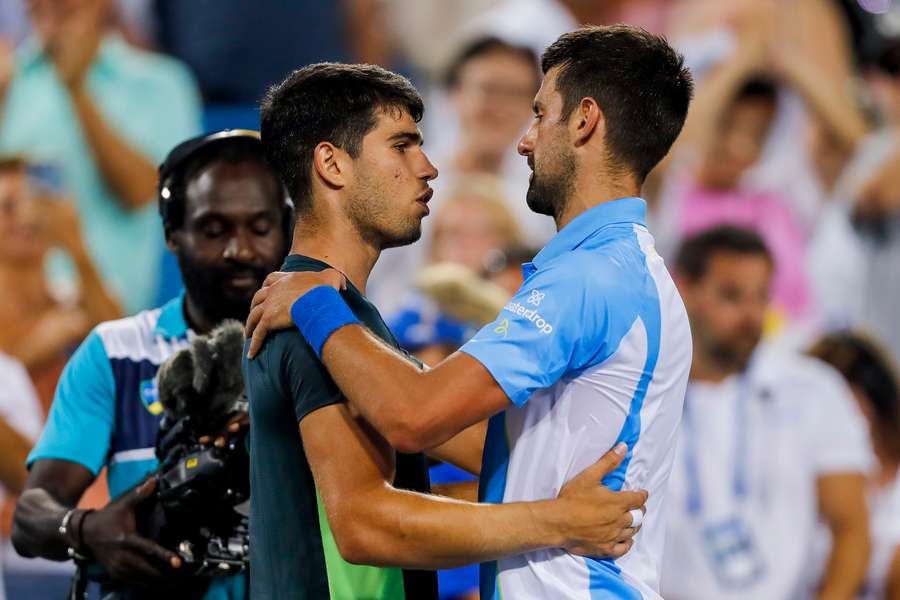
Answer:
534, 67, 562, 107
367, 106, 420, 137
462, 49, 535, 77
184, 161, 281, 217
705, 252, 773, 281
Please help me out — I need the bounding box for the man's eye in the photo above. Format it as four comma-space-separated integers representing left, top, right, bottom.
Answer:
203, 224, 225, 238
394, 143, 408, 152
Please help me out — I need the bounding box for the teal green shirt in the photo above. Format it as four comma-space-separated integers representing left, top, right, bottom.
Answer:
0, 36, 202, 312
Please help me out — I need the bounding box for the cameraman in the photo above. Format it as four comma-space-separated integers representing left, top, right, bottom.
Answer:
11, 130, 290, 599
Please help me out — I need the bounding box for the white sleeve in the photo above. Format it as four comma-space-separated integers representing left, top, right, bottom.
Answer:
0, 353, 44, 442
806, 362, 875, 475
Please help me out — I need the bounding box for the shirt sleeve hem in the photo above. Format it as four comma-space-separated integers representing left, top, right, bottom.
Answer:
26, 452, 103, 477
459, 345, 528, 407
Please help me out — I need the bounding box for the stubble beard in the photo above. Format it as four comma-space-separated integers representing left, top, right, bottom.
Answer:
347, 173, 422, 251
525, 148, 575, 223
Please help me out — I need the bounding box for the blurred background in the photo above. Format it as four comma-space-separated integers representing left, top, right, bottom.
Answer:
2, 0, 900, 599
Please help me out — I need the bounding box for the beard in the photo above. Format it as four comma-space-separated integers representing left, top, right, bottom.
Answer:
347, 170, 423, 251
176, 252, 270, 325
525, 147, 575, 221
704, 329, 762, 373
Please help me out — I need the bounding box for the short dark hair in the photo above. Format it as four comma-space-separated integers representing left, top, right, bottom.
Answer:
260, 62, 424, 214
675, 225, 773, 280
444, 36, 539, 89
809, 331, 900, 457
540, 25, 693, 181
161, 138, 282, 232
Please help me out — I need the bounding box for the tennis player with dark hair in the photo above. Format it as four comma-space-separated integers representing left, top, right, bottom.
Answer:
248, 25, 694, 599
243, 60, 649, 600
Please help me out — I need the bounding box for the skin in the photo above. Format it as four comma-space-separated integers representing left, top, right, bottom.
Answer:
450, 49, 538, 174
11, 157, 287, 587
0, 167, 121, 370
697, 98, 776, 191
676, 252, 870, 600
430, 199, 515, 273
248, 102, 647, 568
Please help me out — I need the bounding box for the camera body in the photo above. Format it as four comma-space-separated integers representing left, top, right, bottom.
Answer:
138, 406, 250, 577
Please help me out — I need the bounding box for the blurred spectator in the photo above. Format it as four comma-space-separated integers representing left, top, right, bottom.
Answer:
437, 37, 548, 239
808, 39, 900, 363
0, 0, 202, 313
0, 352, 44, 600
651, 13, 868, 324
464, 0, 673, 61
155, 0, 392, 104
0, 157, 121, 410
389, 185, 524, 365
810, 332, 900, 600
662, 226, 872, 600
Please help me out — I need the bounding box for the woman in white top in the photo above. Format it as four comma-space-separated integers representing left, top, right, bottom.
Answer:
810, 332, 900, 600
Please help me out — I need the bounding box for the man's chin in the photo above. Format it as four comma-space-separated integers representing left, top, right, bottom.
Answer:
526, 189, 555, 217
381, 225, 422, 250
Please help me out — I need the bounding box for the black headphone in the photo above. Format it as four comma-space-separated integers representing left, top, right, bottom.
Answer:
157, 129, 295, 246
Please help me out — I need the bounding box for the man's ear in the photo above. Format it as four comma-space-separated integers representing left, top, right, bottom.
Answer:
571, 97, 603, 147
312, 142, 348, 190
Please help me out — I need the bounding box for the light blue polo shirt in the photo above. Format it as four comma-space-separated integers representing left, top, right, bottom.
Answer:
0, 36, 202, 312
461, 198, 693, 600
28, 294, 245, 599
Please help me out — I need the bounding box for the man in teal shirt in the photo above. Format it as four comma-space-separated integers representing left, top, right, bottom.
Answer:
0, 0, 202, 312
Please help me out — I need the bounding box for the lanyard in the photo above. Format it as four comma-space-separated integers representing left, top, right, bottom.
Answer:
682, 373, 753, 518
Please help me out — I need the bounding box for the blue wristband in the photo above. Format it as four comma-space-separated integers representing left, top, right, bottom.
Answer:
290, 286, 360, 359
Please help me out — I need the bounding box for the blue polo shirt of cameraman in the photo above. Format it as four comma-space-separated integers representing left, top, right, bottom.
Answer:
27, 293, 245, 599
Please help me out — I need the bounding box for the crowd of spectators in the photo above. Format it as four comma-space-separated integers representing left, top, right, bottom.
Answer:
2, 0, 900, 598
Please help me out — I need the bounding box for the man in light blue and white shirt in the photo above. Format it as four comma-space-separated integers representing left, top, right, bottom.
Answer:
246, 25, 694, 599
12, 131, 290, 598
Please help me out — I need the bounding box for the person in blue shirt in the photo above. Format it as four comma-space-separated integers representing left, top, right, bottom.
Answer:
11, 130, 291, 599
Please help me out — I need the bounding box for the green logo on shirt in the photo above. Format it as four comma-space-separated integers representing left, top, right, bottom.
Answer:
493, 319, 510, 338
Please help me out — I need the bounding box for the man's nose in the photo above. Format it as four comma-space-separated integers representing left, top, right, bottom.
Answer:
223, 231, 255, 261
419, 152, 439, 182
518, 128, 535, 157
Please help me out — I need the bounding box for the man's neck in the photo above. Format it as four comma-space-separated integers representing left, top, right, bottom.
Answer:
182, 292, 215, 335
689, 350, 741, 385
555, 169, 640, 231
289, 218, 380, 295
0, 260, 51, 308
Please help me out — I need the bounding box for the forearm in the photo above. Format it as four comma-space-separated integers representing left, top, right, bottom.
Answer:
663, 53, 758, 173
0, 420, 32, 494
12, 488, 77, 560
782, 58, 867, 149
322, 325, 452, 451
427, 420, 486, 476
335, 484, 564, 569
817, 522, 870, 600
431, 481, 478, 502
69, 86, 157, 210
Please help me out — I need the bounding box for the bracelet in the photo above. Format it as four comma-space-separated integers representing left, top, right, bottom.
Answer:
290, 286, 360, 359
58, 508, 77, 540
59, 508, 93, 561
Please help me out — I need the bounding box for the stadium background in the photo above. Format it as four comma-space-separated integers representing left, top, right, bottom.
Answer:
1, 0, 899, 598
